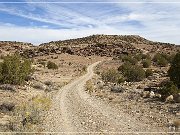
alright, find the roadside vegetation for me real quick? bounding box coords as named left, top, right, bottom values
left=0, top=54, right=33, bottom=85
left=98, top=51, right=179, bottom=102
left=12, top=95, right=51, bottom=131
left=159, top=52, right=180, bottom=98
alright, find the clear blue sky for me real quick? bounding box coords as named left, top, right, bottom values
left=0, top=0, right=180, bottom=45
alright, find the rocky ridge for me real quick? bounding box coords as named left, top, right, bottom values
left=20, top=35, right=180, bottom=58
left=0, top=41, right=34, bottom=56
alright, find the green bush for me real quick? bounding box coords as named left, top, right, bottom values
left=121, top=55, right=138, bottom=65
left=153, top=53, right=168, bottom=67
left=118, top=62, right=146, bottom=82
left=101, top=69, right=123, bottom=83
left=142, top=59, right=151, bottom=68
left=168, top=52, right=180, bottom=88
left=118, top=62, right=132, bottom=73
left=159, top=81, right=180, bottom=98
left=134, top=54, right=142, bottom=61
left=47, top=61, right=58, bottom=69
left=145, top=69, right=153, bottom=77
left=0, top=54, right=32, bottom=85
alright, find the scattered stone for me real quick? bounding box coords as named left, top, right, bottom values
left=155, top=93, right=162, bottom=98
left=44, top=80, right=54, bottom=86
left=32, top=82, right=46, bottom=90
left=0, top=84, right=16, bottom=91
left=149, top=91, right=155, bottom=98
left=142, top=91, right=150, bottom=98
left=0, top=102, right=15, bottom=112
left=165, top=95, right=174, bottom=103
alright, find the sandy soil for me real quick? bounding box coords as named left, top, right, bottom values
left=42, top=62, right=175, bottom=134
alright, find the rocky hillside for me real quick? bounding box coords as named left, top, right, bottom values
left=0, top=41, right=34, bottom=56
left=2, top=35, right=180, bottom=58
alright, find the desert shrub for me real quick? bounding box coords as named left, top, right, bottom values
left=118, top=62, right=146, bottom=82
left=85, top=80, right=94, bottom=93
left=159, top=81, right=180, bottom=98
left=168, top=53, right=176, bottom=63
left=142, top=59, right=151, bottom=68
left=168, top=52, right=180, bottom=88
left=122, top=55, right=138, bottom=65
left=101, top=69, right=123, bottom=83
left=145, top=69, right=153, bottom=77
left=153, top=53, right=168, bottom=67
left=12, top=96, right=51, bottom=131
left=47, top=61, right=58, bottom=69
left=118, top=62, right=132, bottom=77
left=0, top=54, right=32, bottom=85
left=161, top=53, right=175, bottom=63
left=134, top=54, right=142, bottom=61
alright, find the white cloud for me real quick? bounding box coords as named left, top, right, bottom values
left=0, top=0, right=180, bottom=44
left=0, top=23, right=179, bottom=45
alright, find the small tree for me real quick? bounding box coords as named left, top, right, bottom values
left=168, top=52, right=180, bottom=88
left=0, top=54, right=32, bottom=85
left=101, top=69, right=123, bottom=83
left=119, top=63, right=146, bottom=82
left=153, top=53, right=168, bottom=67
left=121, top=55, right=138, bottom=65
left=159, top=81, right=180, bottom=98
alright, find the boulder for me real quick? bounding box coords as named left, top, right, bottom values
left=111, top=85, right=125, bottom=93
left=0, top=84, right=16, bottom=91
left=32, top=82, right=46, bottom=90
left=155, top=93, right=162, bottom=98
left=149, top=91, right=155, bottom=98
left=44, top=80, right=54, bottom=86
left=165, top=95, right=174, bottom=103
left=0, top=102, right=15, bottom=112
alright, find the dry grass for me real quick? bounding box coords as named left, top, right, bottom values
left=11, top=95, right=51, bottom=132
left=85, top=80, right=94, bottom=93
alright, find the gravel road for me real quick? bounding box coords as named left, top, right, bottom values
left=43, top=61, right=168, bottom=134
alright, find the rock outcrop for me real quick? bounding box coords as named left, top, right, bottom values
left=1, top=35, right=179, bottom=58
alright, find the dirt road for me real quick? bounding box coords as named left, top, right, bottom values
left=44, top=61, right=167, bottom=134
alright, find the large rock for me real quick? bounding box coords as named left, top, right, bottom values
left=165, top=95, right=174, bottom=103
left=0, top=102, right=15, bottom=112
left=32, top=82, right=46, bottom=90
left=111, top=85, right=125, bottom=93
left=0, top=84, right=16, bottom=91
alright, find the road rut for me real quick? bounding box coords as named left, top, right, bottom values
left=44, top=61, right=165, bottom=134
